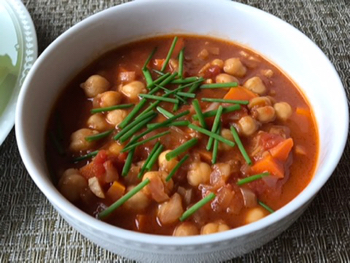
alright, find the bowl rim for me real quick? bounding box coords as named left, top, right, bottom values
left=15, top=0, right=349, bottom=246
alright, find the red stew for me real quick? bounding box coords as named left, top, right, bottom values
left=46, top=35, right=318, bottom=236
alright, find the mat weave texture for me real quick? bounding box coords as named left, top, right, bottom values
left=1, top=0, right=350, bottom=262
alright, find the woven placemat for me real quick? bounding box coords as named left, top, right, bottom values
left=1, top=0, right=349, bottom=262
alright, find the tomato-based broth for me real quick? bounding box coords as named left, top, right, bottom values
left=46, top=35, right=318, bottom=236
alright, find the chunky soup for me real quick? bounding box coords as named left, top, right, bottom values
left=46, top=35, right=318, bottom=236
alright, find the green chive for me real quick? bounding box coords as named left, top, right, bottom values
left=147, top=120, right=190, bottom=129
left=230, top=126, right=252, bottom=165
left=188, top=124, right=235, bottom=148
left=149, top=72, right=177, bottom=91
left=120, top=113, right=157, bottom=143
left=137, top=142, right=161, bottom=178
left=121, top=131, right=170, bottom=152
left=143, top=47, right=157, bottom=70
left=178, top=48, right=184, bottom=79
left=166, top=154, right=189, bottom=182
left=165, top=138, right=198, bottom=161
left=201, top=98, right=249, bottom=105
left=91, top=104, right=134, bottom=114
left=157, top=106, right=174, bottom=118
left=186, top=78, right=205, bottom=90
left=98, top=178, right=150, bottom=219
left=152, top=69, right=165, bottom=76
left=237, top=172, right=270, bottom=186
left=212, top=125, right=221, bottom=164
left=200, top=82, right=238, bottom=89
left=145, top=144, right=164, bottom=171
left=206, top=106, right=223, bottom=151
left=177, top=92, right=196, bottom=98
left=161, top=36, right=178, bottom=71
left=85, top=129, right=114, bottom=142
left=179, top=192, right=216, bottom=221
left=192, top=99, right=207, bottom=129
left=118, top=99, right=147, bottom=129
left=73, top=150, right=98, bottom=162
left=192, top=105, right=241, bottom=120
left=147, top=72, right=171, bottom=90
left=122, top=148, right=135, bottom=176
left=49, top=131, right=65, bottom=155
left=142, top=68, right=153, bottom=86
left=171, top=77, right=199, bottom=84
left=139, top=94, right=179, bottom=104
left=258, top=200, right=274, bottom=213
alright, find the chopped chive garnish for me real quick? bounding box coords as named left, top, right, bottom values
left=49, top=131, right=65, bottom=155
left=147, top=72, right=171, bottom=90
left=114, top=111, right=155, bottom=141
left=179, top=192, right=216, bottom=221
left=192, top=99, right=207, bottom=129
left=121, top=148, right=135, bottom=176
left=73, top=150, right=99, bottom=162
left=206, top=106, right=223, bottom=151
left=85, top=129, right=114, bottom=142
left=118, top=99, right=147, bottom=129
left=201, top=98, right=249, bottom=105
left=139, top=94, right=179, bottom=104
left=91, top=104, right=134, bottom=114
left=237, top=172, right=270, bottom=186
left=185, top=78, right=205, bottom=90
left=192, top=104, right=241, bottom=120
left=166, top=154, right=189, bottom=182
left=157, top=106, right=174, bottom=118
left=258, top=200, right=274, bottom=213
left=171, top=77, right=199, bottom=84
left=212, top=125, right=221, bottom=164
left=142, top=68, right=153, bottom=86
left=145, top=144, right=164, bottom=171
left=188, top=124, right=235, bottom=148
left=152, top=69, right=165, bottom=76
left=98, top=178, right=150, bottom=219
left=161, top=36, right=178, bottom=72
left=177, top=92, right=196, bottom=98
left=120, top=113, right=157, bottom=143
left=165, top=138, right=198, bottom=161
left=137, top=142, right=161, bottom=178
left=200, top=82, right=238, bottom=89
left=121, top=131, right=170, bottom=152
left=143, top=47, right=157, bottom=70
left=178, top=48, right=184, bottom=78
left=170, top=120, right=190, bottom=127
left=230, top=126, right=252, bottom=165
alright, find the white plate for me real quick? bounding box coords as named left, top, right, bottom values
left=0, top=0, right=37, bottom=145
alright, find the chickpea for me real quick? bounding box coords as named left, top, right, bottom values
left=123, top=185, right=150, bottom=211
left=157, top=193, right=184, bottom=225
left=248, top=96, right=272, bottom=110
left=218, top=128, right=234, bottom=151
left=200, top=222, right=230, bottom=235
left=223, top=58, right=246, bottom=77
left=238, top=116, right=258, bottom=136
left=87, top=113, right=110, bottom=131
left=80, top=75, right=110, bottom=97
left=69, top=128, right=98, bottom=152
left=173, top=222, right=199, bottom=236
left=274, top=102, right=293, bottom=121
left=106, top=109, right=127, bottom=127
left=211, top=59, right=224, bottom=68
left=255, top=106, right=276, bottom=123
left=187, top=162, right=211, bottom=187
left=58, top=169, right=87, bottom=202
left=158, top=150, right=178, bottom=173
left=243, top=76, right=266, bottom=95
left=98, top=91, right=122, bottom=108
left=142, top=171, right=173, bottom=202
left=245, top=207, right=267, bottom=224
left=215, top=73, right=238, bottom=84
left=120, top=81, right=146, bottom=100
left=109, top=142, right=124, bottom=155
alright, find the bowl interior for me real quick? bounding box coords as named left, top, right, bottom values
left=16, top=0, right=348, bottom=246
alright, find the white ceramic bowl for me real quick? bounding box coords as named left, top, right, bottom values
left=15, top=0, right=348, bottom=262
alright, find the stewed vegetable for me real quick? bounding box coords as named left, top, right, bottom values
left=46, top=35, right=318, bottom=236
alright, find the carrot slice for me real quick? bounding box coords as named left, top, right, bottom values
left=79, top=162, right=95, bottom=180
left=106, top=181, right=126, bottom=202
left=269, top=138, right=294, bottom=161
left=251, top=154, right=284, bottom=178
left=295, top=107, right=310, bottom=117
left=223, top=87, right=258, bottom=101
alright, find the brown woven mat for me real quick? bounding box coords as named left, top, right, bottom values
left=1, top=0, right=349, bottom=262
